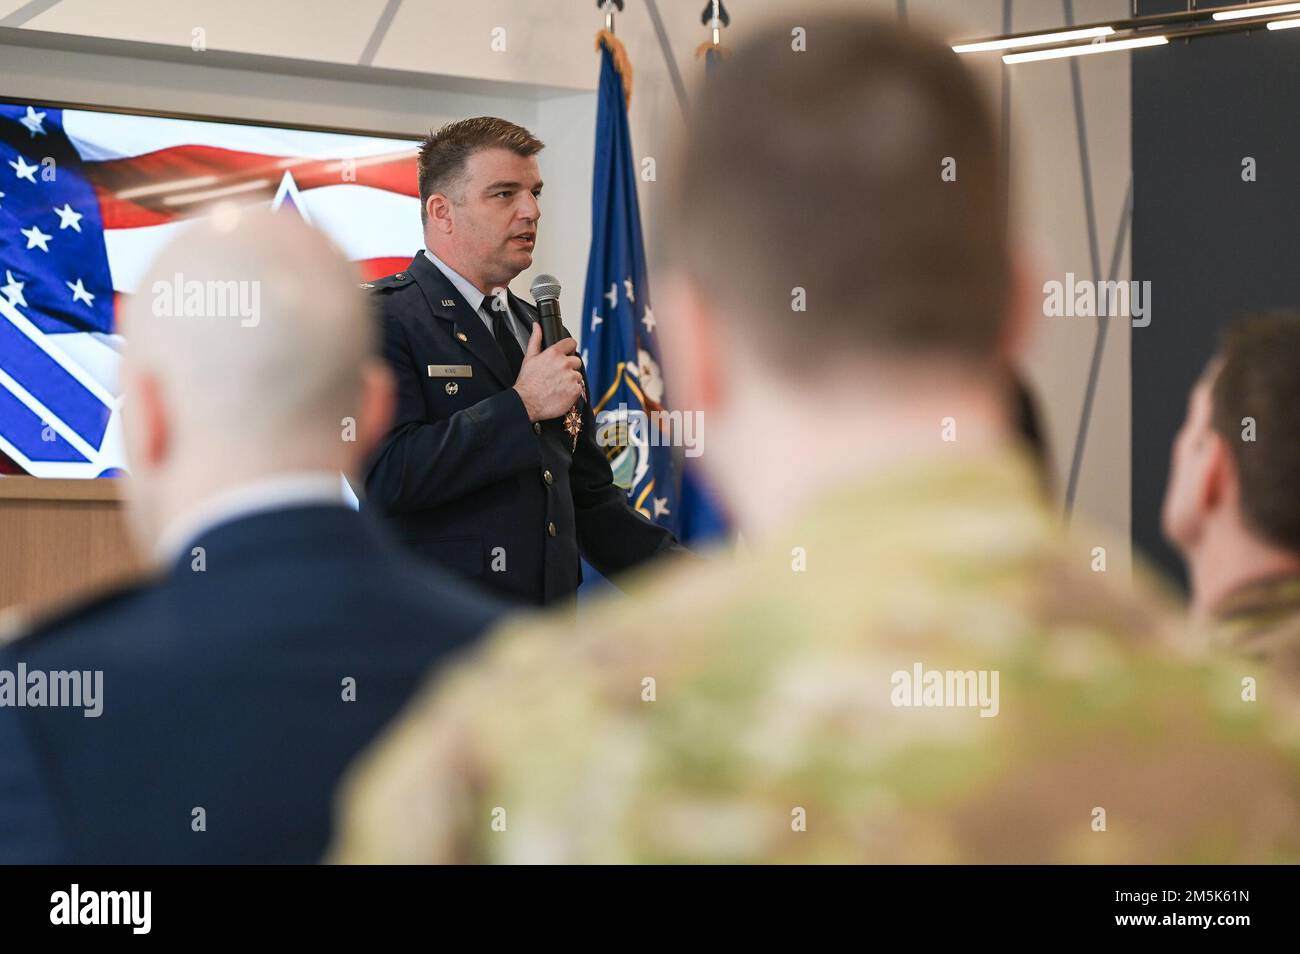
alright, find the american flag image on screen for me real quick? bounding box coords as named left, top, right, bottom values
left=0, top=100, right=421, bottom=478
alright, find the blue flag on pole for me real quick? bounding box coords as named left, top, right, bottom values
left=580, top=39, right=681, bottom=538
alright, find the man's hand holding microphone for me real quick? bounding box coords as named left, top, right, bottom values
left=513, top=322, right=587, bottom=423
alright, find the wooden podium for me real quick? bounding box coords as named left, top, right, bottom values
left=0, top=477, right=142, bottom=619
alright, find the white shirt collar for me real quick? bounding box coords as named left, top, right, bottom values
left=424, top=248, right=491, bottom=314
left=154, top=471, right=350, bottom=567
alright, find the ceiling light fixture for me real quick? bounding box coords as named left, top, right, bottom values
left=955, top=2, right=1300, bottom=64
left=952, top=26, right=1114, bottom=53
left=1002, top=35, right=1168, bottom=64
left=1213, top=2, right=1300, bottom=21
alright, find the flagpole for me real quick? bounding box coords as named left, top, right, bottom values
left=595, top=0, right=633, bottom=107
left=598, top=0, right=623, bottom=35
left=696, top=1, right=731, bottom=72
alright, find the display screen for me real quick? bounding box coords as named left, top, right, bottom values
left=0, top=99, right=420, bottom=478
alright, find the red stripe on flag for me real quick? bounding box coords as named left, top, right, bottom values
left=86, top=145, right=419, bottom=229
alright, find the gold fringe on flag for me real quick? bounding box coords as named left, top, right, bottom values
left=694, top=40, right=731, bottom=61
left=596, top=29, right=633, bottom=108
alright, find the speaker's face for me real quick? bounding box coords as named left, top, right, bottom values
left=453, top=148, right=542, bottom=286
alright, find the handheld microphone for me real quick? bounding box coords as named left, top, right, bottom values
left=530, top=273, right=585, bottom=450
left=529, top=273, right=566, bottom=349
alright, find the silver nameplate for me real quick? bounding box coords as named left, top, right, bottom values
left=428, top=364, right=473, bottom=378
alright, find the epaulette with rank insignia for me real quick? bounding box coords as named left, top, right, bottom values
left=361, top=270, right=415, bottom=292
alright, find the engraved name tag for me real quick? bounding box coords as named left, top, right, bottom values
left=428, top=364, right=473, bottom=378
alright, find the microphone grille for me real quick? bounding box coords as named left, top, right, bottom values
left=530, top=273, right=561, bottom=302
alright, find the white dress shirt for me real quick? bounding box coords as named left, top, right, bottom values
left=154, top=471, right=351, bottom=567
left=423, top=249, right=530, bottom=350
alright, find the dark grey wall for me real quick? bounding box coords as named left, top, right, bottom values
left=1132, top=12, right=1300, bottom=586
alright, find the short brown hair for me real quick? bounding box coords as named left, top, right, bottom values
left=1210, top=312, right=1300, bottom=554
left=667, top=15, right=1010, bottom=370
left=417, top=117, right=544, bottom=223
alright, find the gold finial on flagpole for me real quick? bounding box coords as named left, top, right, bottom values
left=695, top=0, right=731, bottom=63
left=595, top=0, right=632, bottom=107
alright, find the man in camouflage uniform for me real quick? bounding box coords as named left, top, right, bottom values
left=1164, top=313, right=1300, bottom=691
left=329, top=15, right=1300, bottom=864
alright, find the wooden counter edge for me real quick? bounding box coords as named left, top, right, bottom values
left=0, top=477, right=124, bottom=502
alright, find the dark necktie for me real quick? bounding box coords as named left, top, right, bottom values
left=489, top=306, right=524, bottom=382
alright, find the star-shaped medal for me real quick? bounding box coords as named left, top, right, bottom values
left=564, top=406, right=583, bottom=452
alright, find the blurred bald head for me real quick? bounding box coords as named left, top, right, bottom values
left=119, top=206, right=393, bottom=557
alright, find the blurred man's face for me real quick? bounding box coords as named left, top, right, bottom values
left=438, top=147, right=541, bottom=288
left=1162, top=367, right=1220, bottom=552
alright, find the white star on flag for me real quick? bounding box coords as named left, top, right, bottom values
left=590, top=308, right=603, bottom=330
left=10, top=154, right=39, bottom=183
left=604, top=282, right=617, bottom=308
left=653, top=497, right=670, bottom=518
left=0, top=190, right=5, bottom=208
left=2, top=270, right=26, bottom=308
left=54, top=203, right=83, bottom=232
left=19, top=106, right=47, bottom=138
left=624, top=277, right=635, bottom=303
left=642, top=306, right=656, bottom=333
left=21, top=224, right=52, bottom=252
left=66, top=278, right=95, bottom=306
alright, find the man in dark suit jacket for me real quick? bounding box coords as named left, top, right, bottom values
left=0, top=209, right=504, bottom=864
left=364, top=117, right=682, bottom=607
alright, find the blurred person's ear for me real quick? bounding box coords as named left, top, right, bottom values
left=131, top=369, right=171, bottom=471
left=1200, top=427, right=1236, bottom=520
left=658, top=270, right=724, bottom=418
left=351, top=358, right=396, bottom=475
left=1162, top=373, right=1219, bottom=551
